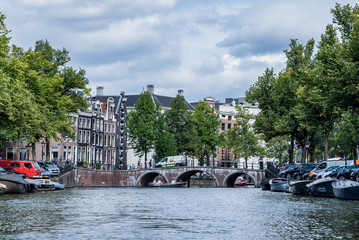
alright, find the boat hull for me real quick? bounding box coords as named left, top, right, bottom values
left=332, top=179, right=359, bottom=200
left=260, top=178, right=271, bottom=191
left=0, top=180, right=26, bottom=194
left=306, top=178, right=336, bottom=197
left=148, top=182, right=186, bottom=188
left=0, top=173, right=28, bottom=194
left=289, top=180, right=312, bottom=195
left=269, top=178, right=289, bottom=192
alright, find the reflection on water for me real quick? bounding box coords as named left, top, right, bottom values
left=1, top=188, right=359, bottom=239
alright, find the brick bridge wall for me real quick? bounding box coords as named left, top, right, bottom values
left=58, top=167, right=265, bottom=188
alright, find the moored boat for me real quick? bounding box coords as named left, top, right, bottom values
left=0, top=167, right=28, bottom=194
left=148, top=182, right=186, bottom=188
left=260, top=178, right=271, bottom=191
left=306, top=178, right=336, bottom=197
left=289, top=180, right=312, bottom=195
left=269, top=178, right=289, bottom=192
left=332, top=179, right=359, bottom=200
left=37, top=179, right=56, bottom=191
left=0, top=183, right=6, bottom=195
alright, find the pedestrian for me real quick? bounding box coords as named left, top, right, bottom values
left=137, top=160, right=140, bottom=169
left=149, top=159, right=152, bottom=168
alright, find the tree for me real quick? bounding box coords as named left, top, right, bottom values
left=127, top=91, right=157, bottom=167
left=265, top=136, right=290, bottom=164
left=226, top=106, right=262, bottom=168
left=166, top=95, right=198, bottom=157
left=153, top=105, right=177, bottom=162
left=192, top=101, right=220, bottom=166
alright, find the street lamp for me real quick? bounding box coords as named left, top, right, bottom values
left=41, top=141, right=45, bottom=161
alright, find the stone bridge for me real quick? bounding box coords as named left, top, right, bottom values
left=58, top=167, right=266, bottom=188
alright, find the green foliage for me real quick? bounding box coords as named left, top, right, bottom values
left=127, top=91, right=157, bottom=161
left=225, top=106, right=263, bottom=168
left=192, top=101, right=220, bottom=165
left=96, top=161, right=102, bottom=170
left=154, top=105, right=177, bottom=162
left=166, top=95, right=198, bottom=156
left=0, top=14, right=90, bottom=159
left=265, top=136, right=290, bottom=164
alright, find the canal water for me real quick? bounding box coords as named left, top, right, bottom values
left=1, top=187, right=359, bottom=240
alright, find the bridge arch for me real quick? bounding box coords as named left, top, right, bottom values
left=223, top=171, right=257, bottom=187
left=177, top=169, right=219, bottom=187
left=137, top=171, right=168, bottom=187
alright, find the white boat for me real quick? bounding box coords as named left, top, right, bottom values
left=332, top=179, right=359, bottom=200
left=269, top=178, right=289, bottom=192
left=0, top=183, right=6, bottom=195
left=0, top=167, right=28, bottom=194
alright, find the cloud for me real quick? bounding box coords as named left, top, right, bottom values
left=1, top=0, right=354, bottom=103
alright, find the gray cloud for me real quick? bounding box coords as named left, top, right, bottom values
left=1, top=0, right=353, bottom=102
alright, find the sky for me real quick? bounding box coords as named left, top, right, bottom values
left=1, top=0, right=357, bottom=102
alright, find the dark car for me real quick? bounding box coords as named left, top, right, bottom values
left=350, top=167, right=359, bottom=181
left=293, top=164, right=317, bottom=180
left=279, top=164, right=316, bottom=179
left=336, top=165, right=359, bottom=180
left=278, top=163, right=296, bottom=173
left=327, top=166, right=347, bottom=178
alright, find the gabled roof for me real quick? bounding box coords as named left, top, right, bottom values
left=91, top=93, right=194, bottom=111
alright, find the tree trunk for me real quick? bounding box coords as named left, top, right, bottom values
left=46, top=137, right=50, bottom=161
left=289, top=135, right=295, bottom=163
left=301, top=145, right=306, bottom=164
left=32, top=143, right=36, bottom=161
left=324, top=133, right=329, bottom=161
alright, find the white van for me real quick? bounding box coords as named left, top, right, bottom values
left=155, top=156, right=186, bottom=168
left=309, top=158, right=353, bottom=179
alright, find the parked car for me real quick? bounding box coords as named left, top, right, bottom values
left=336, top=165, right=359, bottom=180
left=40, top=167, right=51, bottom=179
left=279, top=164, right=315, bottom=179
left=0, top=160, right=42, bottom=178
left=315, top=166, right=340, bottom=179
left=278, top=164, right=299, bottom=178
left=278, top=163, right=296, bottom=173
left=37, top=161, right=60, bottom=177
left=293, top=164, right=317, bottom=180
left=327, top=166, right=348, bottom=178
left=350, top=168, right=359, bottom=181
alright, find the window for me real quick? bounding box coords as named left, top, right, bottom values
left=228, top=123, right=231, bottom=129
left=105, top=123, right=108, bottom=132
left=20, top=148, right=26, bottom=160
left=87, top=119, right=91, bottom=128
left=52, top=147, right=58, bottom=161
left=6, top=148, right=13, bottom=159
left=82, top=130, right=86, bottom=143
left=222, top=123, right=225, bottom=130
left=10, top=162, right=20, bottom=168
left=63, top=146, right=67, bottom=161
left=228, top=115, right=232, bottom=121
left=79, top=118, right=83, bottom=128
left=87, top=131, right=90, bottom=143
left=78, top=131, right=82, bottom=143
left=112, top=125, right=115, bottom=133
left=24, top=163, right=32, bottom=169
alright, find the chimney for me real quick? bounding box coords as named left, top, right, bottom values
left=96, top=86, right=104, bottom=96
left=178, top=89, right=184, bottom=96
left=147, top=85, right=154, bottom=94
